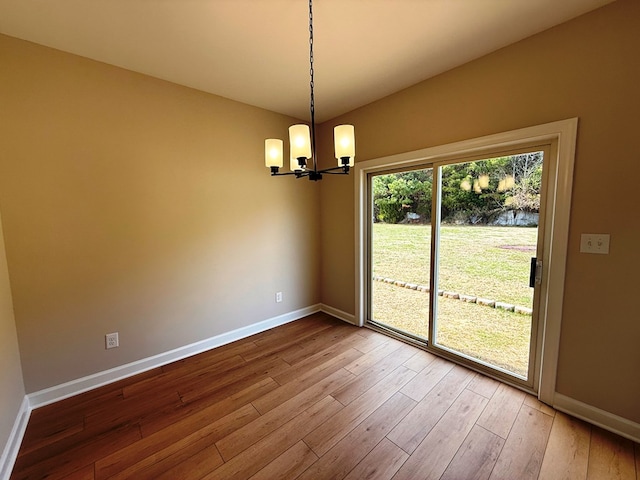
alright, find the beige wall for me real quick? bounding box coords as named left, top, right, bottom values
left=0, top=210, right=25, bottom=456
left=0, top=34, right=320, bottom=393
left=319, top=0, right=640, bottom=423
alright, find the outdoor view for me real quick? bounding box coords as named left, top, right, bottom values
left=371, top=152, right=543, bottom=378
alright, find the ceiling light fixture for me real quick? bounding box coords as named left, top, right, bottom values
left=265, top=0, right=355, bottom=181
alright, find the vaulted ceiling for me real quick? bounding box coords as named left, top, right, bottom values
left=0, top=0, right=614, bottom=122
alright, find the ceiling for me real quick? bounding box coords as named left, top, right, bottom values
left=0, top=0, right=614, bottom=122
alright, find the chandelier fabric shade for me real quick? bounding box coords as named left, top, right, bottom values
left=264, top=0, right=355, bottom=181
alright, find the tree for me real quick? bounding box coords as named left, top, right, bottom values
left=372, top=151, right=543, bottom=224
left=505, top=152, right=543, bottom=212
left=372, top=170, right=432, bottom=223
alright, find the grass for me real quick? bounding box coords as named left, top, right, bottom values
left=371, top=224, right=537, bottom=377
left=372, top=224, right=537, bottom=306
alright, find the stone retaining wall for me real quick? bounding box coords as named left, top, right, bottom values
left=372, top=276, right=533, bottom=316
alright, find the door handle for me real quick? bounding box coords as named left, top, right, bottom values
left=530, top=257, right=542, bottom=287
left=529, top=258, right=536, bottom=288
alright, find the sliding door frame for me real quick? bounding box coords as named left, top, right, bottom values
left=354, top=119, right=578, bottom=403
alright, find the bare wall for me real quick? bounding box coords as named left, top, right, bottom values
left=0, top=34, right=320, bottom=393
left=0, top=210, right=25, bottom=459
left=318, top=0, right=640, bottom=423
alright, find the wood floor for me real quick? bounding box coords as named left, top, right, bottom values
left=11, top=313, right=639, bottom=480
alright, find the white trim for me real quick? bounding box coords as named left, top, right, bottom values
left=28, top=305, right=321, bottom=408
left=354, top=119, right=578, bottom=404
left=536, top=120, right=578, bottom=404
left=354, top=173, right=365, bottom=327
left=320, top=304, right=356, bottom=325
left=554, top=393, right=640, bottom=443
left=0, top=396, right=30, bottom=480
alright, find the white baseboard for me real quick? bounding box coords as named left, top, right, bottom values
left=28, top=304, right=322, bottom=409
left=320, top=304, right=356, bottom=325
left=0, top=396, right=31, bottom=480
left=554, top=393, right=640, bottom=443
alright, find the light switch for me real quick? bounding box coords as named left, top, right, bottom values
left=580, top=234, right=610, bottom=254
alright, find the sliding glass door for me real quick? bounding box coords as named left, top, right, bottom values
left=369, top=150, right=546, bottom=385
left=370, top=167, right=433, bottom=341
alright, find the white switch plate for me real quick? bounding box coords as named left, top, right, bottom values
left=275, top=292, right=283, bottom=303
left=580, top=234, right=610, bottom=254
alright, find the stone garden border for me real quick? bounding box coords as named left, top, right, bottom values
left=372, top=276, right=533, bottom=316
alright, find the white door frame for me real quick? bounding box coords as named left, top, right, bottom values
left=354, top=118, right=578, bottom=404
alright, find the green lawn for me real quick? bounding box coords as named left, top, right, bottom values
left=371, top=224, right=537, bottom=377
left=372, top=224, right=537, bottom=306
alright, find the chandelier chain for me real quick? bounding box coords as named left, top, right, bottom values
left=265, top=0, right=353, bottom=181
left=309, top=0, right=317, bottom=170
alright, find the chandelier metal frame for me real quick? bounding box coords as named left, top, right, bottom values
left=265, top=0, right=355, bottom=181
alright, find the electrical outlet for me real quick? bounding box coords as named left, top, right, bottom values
left=580, top=233, right=610, bottom=254
left=105, top=332, right=119, bottom=349
left=275, top=292, right=283, bottom=303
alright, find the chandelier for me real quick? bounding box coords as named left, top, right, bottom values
left=265, top=0, right=355, bottom=181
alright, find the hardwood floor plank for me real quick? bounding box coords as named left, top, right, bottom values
left=202, top=396, right=343, bottom=480
left=95, top=403, right=258, bottom=479
left=489, top=404, right=553, bottom=480
left=11, top=423, right=141, bottom=480
left=440, top=425, right=505, bottom=480
left=586, top=427, right=636, bottom=480
left=84, top=391, right=183, bottom=432
left=392, top=388, right=489, bottom=480
left=24, top=388, right=123, bottom=440
left=387, top=364, right=474, bottom=454
left=254, top=315, right=330, bottom=342
left=17, top=415, right=84, bottom=458
left=216, top=368, right=355, bottom=461
left=28, top=367, right=161, bottom=424
left=303, top=365, right=417, bottom=457
left=402, top=350, right=438, bottom=372
left=244, top=316, right=339, bottom=361
left=342, top=337, right=407, bottom=376
left=62, top=465, right=95, bottom=480
left=476, top=382, right=526, bottom=439
left=278, top=324, right=362, bottom=365
left=16, top=417, right=138, bottom=468
left=177, top=371, right=281, bottom=412
left=297, top=392, right=415, bottom=480
left=272, top=333, right=369, bottom=385
left=342, top=438, right=408, bottom=480
left=122, top=354, right=247, bottom=399
left=399, top=356, right=454, bottom=402
left=537, top=412, right=590, bottom=480
left=139, top=376, right=278, bottom=437
left=252, top=349, right=361, bottom=414
left=249, top=314, right=336, bottom=347
left=247, top=441, right=318, bottom=480
left=245, top=325, right=348, bottom=366
left=177, top=355, right=290, bottom=404
left=523, top=394, right=557, bottom=417
left=635, top=443, right=640, bottom=480
left=351, top=330, right=389, bottom=353
left=152, top=445, right=223, bottom=480
left=332, top=342, right=417, bottom=406
left=105, top=429, right=221, bottom=480
left=467, top=373, right=500, bottom=399
left=160, top=341, right=257, bottom=375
